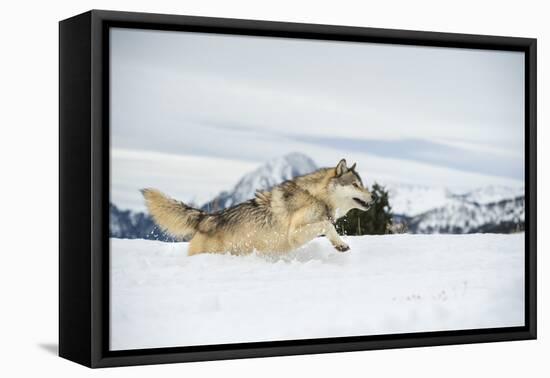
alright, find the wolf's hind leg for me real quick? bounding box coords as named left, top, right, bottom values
left=188, top=233, right=226, bottom=255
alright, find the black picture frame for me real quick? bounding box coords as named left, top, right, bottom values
left=59, top=9, right=537, bottom=368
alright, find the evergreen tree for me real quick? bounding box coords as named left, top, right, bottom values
left=335, top=183, right=393, bottom=235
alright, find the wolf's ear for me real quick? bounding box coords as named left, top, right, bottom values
left=335, top=159, right=348, bottom=176
left=350, top=162, right=357, bottom=171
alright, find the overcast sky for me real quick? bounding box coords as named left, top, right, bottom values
left=110, top=27, right=525, bottom=184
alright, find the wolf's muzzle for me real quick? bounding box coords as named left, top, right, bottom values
left=353, top=197, right=372, bottom=209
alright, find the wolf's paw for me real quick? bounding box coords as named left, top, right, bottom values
left=334, top=243, right=350, bottom=252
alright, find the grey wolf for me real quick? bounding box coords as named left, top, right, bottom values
left=142, top=159, right=373, bottom=256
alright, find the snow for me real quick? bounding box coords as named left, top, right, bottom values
left=110, top=233, right=524, bottom=351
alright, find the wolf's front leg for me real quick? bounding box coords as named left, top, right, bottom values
left=322, top=221, right=350, bottom=252
left=288, top=220, right=349, bottom=252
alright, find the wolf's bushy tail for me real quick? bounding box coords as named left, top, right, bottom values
left=141, top=188, right=205, bottom=239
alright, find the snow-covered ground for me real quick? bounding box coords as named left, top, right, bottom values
left=110, top=233, right=525, bottom=351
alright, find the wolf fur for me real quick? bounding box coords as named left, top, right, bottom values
left=142, top=159, right=373, bottom=256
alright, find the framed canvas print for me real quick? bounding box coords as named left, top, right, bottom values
left=59, top=10, right=537, bottom=368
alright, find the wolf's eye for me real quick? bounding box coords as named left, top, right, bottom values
left=353, top=183, right=360, bottom=189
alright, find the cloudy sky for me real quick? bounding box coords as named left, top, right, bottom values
left=110, top=27, right=525, bottom=209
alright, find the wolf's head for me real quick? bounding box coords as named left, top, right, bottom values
left=327, top=159, right=374, bottom=218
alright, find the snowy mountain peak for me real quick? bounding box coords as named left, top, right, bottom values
left=451, top=185, right=525, bottom=205
left=202, top=153, right=317, bottom=212
left=237, top=153, right=317, bottom=189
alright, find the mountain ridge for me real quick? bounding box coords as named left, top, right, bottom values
left=109, top=152, right=525, bottom=239
left=201, top=152, right=317, bottom=212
